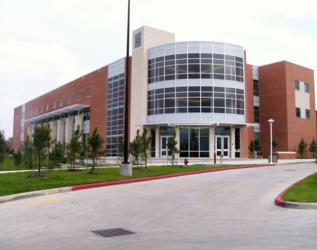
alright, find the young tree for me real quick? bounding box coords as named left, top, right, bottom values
left=298, top=138, right=307, bottom=158
left=32, top=124, right=51, bottom=175
left=139, top=128, right=152, bottom=169
left=88, top=127, right=105, bottom=174
left=50, top=141, right=65, bottom=167
left=309, top=138, right=317, bottom=159
left=167, top=132, right=178, bottom=167
left=0, top=130, right=5, bottom=167
left=5, top=137, right=13, bottom=154
left=66, top=126, right=83, bottom=170
left=13, top=150, right=22, bottom=166
left=249, top=140, right=255, bottom=155
left=130, top=130, right=141, bottom=166
left=22, top=136, right=34, bottom=169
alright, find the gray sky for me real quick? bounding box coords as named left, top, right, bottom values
left=1, top=0, right=317, bottom=138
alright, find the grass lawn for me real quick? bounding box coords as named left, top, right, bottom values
left=0, top=155, right=29, bottom=171
left=0, top=165, right=235, bottom=197
left=283, top=172, right=317, bottom=203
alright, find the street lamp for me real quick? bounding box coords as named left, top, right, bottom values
left=268, top=118, right=275, bottom=164
left=120, top=0, right=132, bottom=176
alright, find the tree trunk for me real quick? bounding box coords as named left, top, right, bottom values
left=38, top=153, right=41, bottom=175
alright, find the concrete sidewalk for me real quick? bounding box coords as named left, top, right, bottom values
left=1, top=158, right=315, bottom=174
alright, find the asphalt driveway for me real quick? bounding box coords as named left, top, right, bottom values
left=0, top=163, right=316, bottom=249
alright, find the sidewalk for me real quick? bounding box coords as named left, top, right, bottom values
left=1, top=158, right=315, bottom=174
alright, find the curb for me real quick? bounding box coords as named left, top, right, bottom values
left=0, top=187, right=72, bottom=204
left=275, top=177, right=317, bottom=210
left=71, top=164, right=271, bottom=191
left=0, top=164, right=271, bottom=204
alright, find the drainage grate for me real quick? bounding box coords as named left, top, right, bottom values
left=92, top=228, right=135, bottom=238
left=285, top=169, right=296, bottom=172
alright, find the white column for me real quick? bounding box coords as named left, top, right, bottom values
left=175, top=126, right=180, bottom=158
left=231, top=127, right=236, bottom=159
left=74, top=113, right=83, bottom=131
left=65, top=116, right=73, bottom=144
left=209, top=127, right=215, bottom=159
left=49, top=120, right=57, bottom=141
left=27, top=125, right=31, bottom=137
left=56, top=118, right=65, bottom=143
left=155, top=126, right=160, bottom=158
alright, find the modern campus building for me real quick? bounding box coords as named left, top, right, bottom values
left=12, top=26, right=316, bottom=160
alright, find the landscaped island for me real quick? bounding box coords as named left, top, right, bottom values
left=283, top=172, right=317, bottom=203
left=0, top=165, right=257, bottom=197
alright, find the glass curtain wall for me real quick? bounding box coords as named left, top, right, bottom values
left=180, top=127, right=209, bottom=157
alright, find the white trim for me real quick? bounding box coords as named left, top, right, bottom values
left=25, top=104, right=90, bottom=123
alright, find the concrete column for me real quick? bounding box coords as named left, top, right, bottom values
left=31, top=124, right=35, bottom=137
left=27, top=125, right=31, bottom=137
left=65, top=116, right=73, bottom=144
left=175, top=126, right=180, bottom=158
left=209, top=127, right=215, bottom=159
left=155, top=126, right=160, bottom=158
left=49, top=120, right=57, bottom=141
left=56, top=118, right=65, bottom=143
left=74, top=113, right=83, bottom=131
left=231, top=127, right=236, bottom=158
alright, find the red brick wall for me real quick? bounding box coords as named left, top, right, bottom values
left=285, top=62, right=316, bottom=152
left=259, top=61, right=315, bottom=157
left=13, top=66, right=108, bottom=151
left=240, top=63, right=254, bottom=158
left=12, top=106, right=22, bottom=151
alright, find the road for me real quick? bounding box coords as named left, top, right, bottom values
left=0, top=163, right=317, bottom=249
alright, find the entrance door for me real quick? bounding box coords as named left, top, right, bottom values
left=215, top=136, right=230, bottom=158
left=160, top=136, right=171, bottom=157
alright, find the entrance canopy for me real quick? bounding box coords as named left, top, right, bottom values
left=144, top=122, right=254, bottom=128
left=25, top=104, right=90, bottom=124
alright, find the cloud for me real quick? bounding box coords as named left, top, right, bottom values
left=0, top=0, right=317, bottom=138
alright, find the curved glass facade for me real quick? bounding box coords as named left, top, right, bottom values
left=146, top=42, right=245, bottom=125
left=148, top=53, right=244, bottom=84
left=147, top=86, right=244, bottom=115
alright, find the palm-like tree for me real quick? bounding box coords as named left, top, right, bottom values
left=32, top=124, right=51, bottom=175
left=88, top=128, right=105, bottom=174
left=140, top=128, right=151, bottom=169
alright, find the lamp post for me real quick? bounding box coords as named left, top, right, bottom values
left=120, top=0, right=132, bottom=176
left=268, top=118, right=275, bottom=164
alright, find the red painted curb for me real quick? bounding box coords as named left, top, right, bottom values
left=72, top=164, right=271, bottom=191
left=274, top=177, right=307, bottom=208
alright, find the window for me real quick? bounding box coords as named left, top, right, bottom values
left=254, top=106, right=260, bottom=123
left=148, top=53, right=244, bottom=84
left=134, top=32, right=142, bottom=48
left=147, top=86, right=244, bottom=115
left=67, top=95, right=72, bottom=104
left=304, top=83, right=310, bottom=93
left=295, top=80, right=300, bottom=90
left=180, top=127, right=209, bottom=158
left=86, top=87, right=92, bottom=97
left=75, top=91, right=80, bottom=101
left=296, top=107, right=301, bottom=118
left=253, top=80, right=259, bottom=96
left=306, top=109, right=311, bottom=119
left=106, top=73, right=125, bottom=156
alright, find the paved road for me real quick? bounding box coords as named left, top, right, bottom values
left=0, top=163, right=317, bottom=250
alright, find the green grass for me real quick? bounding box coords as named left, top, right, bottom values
left=283, top=172, right=317, bottom=203
left=0, top=155, right=28, bottom=171
left=0, top=165, right=232, bottom=197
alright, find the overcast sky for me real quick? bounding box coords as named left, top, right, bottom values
left=1, top=0, right=317, bottom=138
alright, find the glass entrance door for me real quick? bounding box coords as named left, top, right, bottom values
left=160, top=136, right=171, bottom=157
left=215, top=136, right=230, bottom=158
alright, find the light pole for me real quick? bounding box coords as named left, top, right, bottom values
left=268, top=118, right=275, bottom=164
left=120, top=0, right=132, bottom=176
